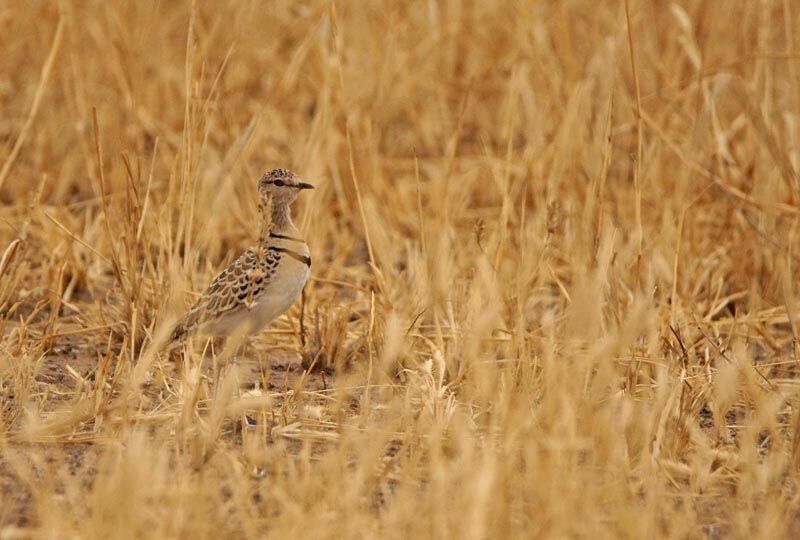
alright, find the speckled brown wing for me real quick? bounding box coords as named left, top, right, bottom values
left=171, top=244, right=283, bottom=340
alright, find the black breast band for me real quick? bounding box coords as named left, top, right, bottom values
left=267, top=246, right=311, bottom=267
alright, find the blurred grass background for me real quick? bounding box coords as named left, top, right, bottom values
left=2, top=0, right=800, bottom=538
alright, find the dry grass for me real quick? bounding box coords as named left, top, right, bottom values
left=2, top=1, right=800, bottom=538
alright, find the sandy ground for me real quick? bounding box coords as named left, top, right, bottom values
left=0, top=345, right=331, bottom=528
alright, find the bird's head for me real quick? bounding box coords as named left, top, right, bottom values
left=258, top=168, right=314, bottom=206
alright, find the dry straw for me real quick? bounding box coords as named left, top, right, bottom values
left=1, top=1, right=800, bottom=538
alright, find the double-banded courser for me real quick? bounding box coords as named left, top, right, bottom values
left=172, top=168, right=313, bottom=342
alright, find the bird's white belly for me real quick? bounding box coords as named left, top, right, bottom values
left=252, top=261, right=310, bottom=328
left=207, top=259, right=310, bottom=336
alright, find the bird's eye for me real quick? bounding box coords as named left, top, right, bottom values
left=273, top=180, right=285, bottom=187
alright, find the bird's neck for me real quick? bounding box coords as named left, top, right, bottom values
left=271, top=203, right=293, bottom=232
left=258, top=201, right=295, bottom=242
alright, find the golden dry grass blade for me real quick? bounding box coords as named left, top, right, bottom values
left=0, top=20, right=64, bottom=192
left=2, top=2, right=800, bottom=538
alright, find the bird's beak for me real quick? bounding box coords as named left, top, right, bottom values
left=297, top=182, right=315, bottom=190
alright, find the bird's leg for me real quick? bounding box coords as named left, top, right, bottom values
left=233, top=362, right=254, bottom=431
left=229, top=340, right=257, bottom=431
left=217, top=328, right=255, bottom=430
left=299, top=287, right=307, bottom=348
left=205, top=337, right=223, bottom=400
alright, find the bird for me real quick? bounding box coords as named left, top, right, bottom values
left=171, top=168, right=314, bottom=343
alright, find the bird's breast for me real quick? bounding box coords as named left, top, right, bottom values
left=250, top=243, right=310, bottom=330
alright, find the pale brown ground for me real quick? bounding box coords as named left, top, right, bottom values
left=3, top=1, right=800, bottom=539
